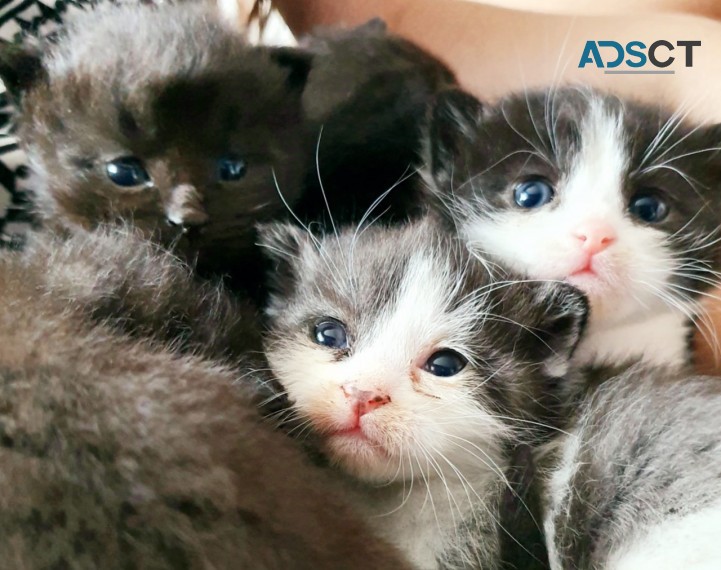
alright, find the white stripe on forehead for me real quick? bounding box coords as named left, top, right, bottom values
left=356, top=247, right=477, bottom=366
left=562, top=96, right=628, bottom=218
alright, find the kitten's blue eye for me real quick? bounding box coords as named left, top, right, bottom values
left=513, top=179, right=554, bottom=209
left=217, top=155, right=247, bottom=182
left=628, top=193, right=669, bottom=223
left=424, top=350, right=467, bottom=377
left=105, top=156, right=150, bottom=187
left=313, top=319, right=348, bottom=350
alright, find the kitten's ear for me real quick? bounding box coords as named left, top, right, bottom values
left=0, top=41, right=45, bottom=101
left=256, top=222, right=310, bottom=301
left=354, top=17, right=387, bottom=35
left=269, top=47, right=313, bottom=92
left=521, top=283, right=589, bottom=376
left=426, top=89, right=484, bottom=184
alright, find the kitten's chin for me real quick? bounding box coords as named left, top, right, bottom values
left=325, top=433, right=399, bottom=483
left=565, top=263, right=629, bottom=312
left=567, top=278, right=624, bottom=322
left=566, top=272, right=612, bottom=297
left=568, top=273, right=665, bottom=327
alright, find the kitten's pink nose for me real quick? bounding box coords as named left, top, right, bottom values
left=572, top=221, right=616, bottom=255
left=341, top=385, right=391, bottom=416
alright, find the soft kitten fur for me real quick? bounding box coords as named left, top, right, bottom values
left=287, top=18, right=456, bottom=224
left=0, top=2, right=309, bottom=296
left=541, top=363, right=721, bottom=570
left=423, top=87, right=721, bottom=370
left=259, top=218, right=588, bottom=569
left=0, top=227, right=409, bottom=569
left=26, top=224, right=264, bottom=363
left=0, top=5, right=454, bottom=296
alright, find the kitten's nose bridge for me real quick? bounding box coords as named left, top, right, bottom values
left=166, top=183, right=209, bottom=228
left=341, top=384, right=391, bottom=416
left=572, top=220, right=616, bottom=255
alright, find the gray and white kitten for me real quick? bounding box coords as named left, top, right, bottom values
left=423, top=87, right=721, bottom=370
left=259, top=218, right=588, bottom=569
left=542, top=364, right=721, bottom=570
left=0, top=228, right=409, bottom=569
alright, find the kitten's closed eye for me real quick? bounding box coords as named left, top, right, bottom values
left=216, top=154, right=247, bottom=182
left=106, top=156, right=151, bottom=187
left=628, top=191, right=669, bottom=223
left=313, top=318, right=349, bottom=350
left=513, top=178, right=554, bottom=209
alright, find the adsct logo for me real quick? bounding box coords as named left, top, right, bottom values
left=579, top=41, right=701, bottom=74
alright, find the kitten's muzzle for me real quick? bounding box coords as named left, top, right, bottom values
left=165, top=184, right=209, bottom=231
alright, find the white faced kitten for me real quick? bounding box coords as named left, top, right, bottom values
left=259, top=218, right=587, bottom=569
left=423, top=87, right=721, bottom=369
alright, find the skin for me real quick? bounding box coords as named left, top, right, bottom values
left=271, top=0, right=721, bottom=374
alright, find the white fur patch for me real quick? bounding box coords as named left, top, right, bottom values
left=368, top=475, right=500, bottom=570
left=608, top=499, right=721, bottom=570
left=573, top=310, right=690, bottom=369
left=543, top=431, right=582, bottom=570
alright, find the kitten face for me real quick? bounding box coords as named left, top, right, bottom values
left=1, top=4, right=309, bottom=266
left=424, top=88, right=721, bottom=326
left=260, top=220, right=587, bottom=484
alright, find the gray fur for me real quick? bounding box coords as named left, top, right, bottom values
left=0, top=228, right=409, bottom=569
left=542, top=365, right=721, bottom=569
left=24, top=225, right=263, bottom=362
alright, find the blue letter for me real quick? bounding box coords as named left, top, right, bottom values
left=599, top=41, right=624, bottom=68
left=579, top=41, right=603, bottom=68
left=625, top=41, right=647, bottom=68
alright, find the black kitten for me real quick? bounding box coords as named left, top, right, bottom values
left=287, top=19, right=457, bottom=224
left=0, top=2, right=310, bottom=297
left=0, top=7, right=455, bottom=299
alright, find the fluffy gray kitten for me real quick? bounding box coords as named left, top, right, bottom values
left=0, top=228, right=409, bottom=569
left=259, top=217, right=588, bottom=569
left=542, top=364, right=721, bottom=570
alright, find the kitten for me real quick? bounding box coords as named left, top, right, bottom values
left=541, top=363, right=721, bottom=570
left=0, top=227, right=409, bottom=569
left=285, top=18, right=456, bottom=224
left=0, top=6, right=454, bottom=296
left=259, top=218, right=588, bottom=569
left=0, top=2, right=310, bottom=296
left=423, top=87, right=721, bottom=370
